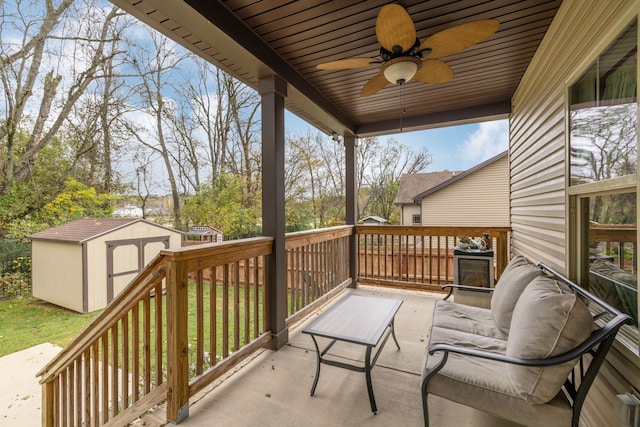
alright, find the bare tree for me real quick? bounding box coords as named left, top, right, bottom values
left=127, top=31, right=189, bottom=229
left=179, top=61, right=234, bottom=188
left=0, top=1, right=125, bottom=188
left=227, top=76, right=261, bottom=206
left=358, top=137, right=431, bottom=221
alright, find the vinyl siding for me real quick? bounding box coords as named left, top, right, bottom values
left=510, top=0, right=640, bottom=425
left=401, top=204, right=421, bottom=226
left=421, top=156, right=509, bottom=227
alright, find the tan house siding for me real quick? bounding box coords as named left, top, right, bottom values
left=421, top=155, right=509, bottom=227
left=401, top=204, right=421, bottom=226
left=510, top=1, right=639, bottom=425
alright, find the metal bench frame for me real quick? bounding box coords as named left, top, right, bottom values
left=421, top=262, right=634, bottom=427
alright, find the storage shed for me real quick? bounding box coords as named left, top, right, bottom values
left=29, top=218, right=183, bottom=313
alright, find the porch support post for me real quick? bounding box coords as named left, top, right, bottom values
left=259, top=74, right=289, bottom=350
left=344, top=135, right=358, bottom=288
left=166, top=258, right=189, bottom=424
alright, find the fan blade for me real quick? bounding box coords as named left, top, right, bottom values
left=361, top=74, right=388, bottom=97
left=317, top=57, right=381, bottom=70
left=413, top=59, right=454, bottom=84
left=376, top=4, right=416, bottom=54
left=419, top=19, right=499, bottom=59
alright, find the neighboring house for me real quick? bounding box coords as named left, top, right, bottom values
left=29, top=218, right=183, bottom=313
left=113, top=204, right=143, bottom=218
left=396, top=171, right=461, bottom=225
left=414, top=151, right=509, bottom=227
left=359, top=215, right=388, bottom=225
left=397, top=152, right=509, bottom=227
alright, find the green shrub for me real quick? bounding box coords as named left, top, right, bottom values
left=0, top=271, right=31, bottom=297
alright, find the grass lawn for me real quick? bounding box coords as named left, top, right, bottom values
left=0, top=295, right=101, bottom=357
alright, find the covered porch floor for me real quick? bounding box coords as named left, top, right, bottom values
left=139, top=287, right=520, bottom=427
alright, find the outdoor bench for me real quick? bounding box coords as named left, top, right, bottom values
left=421, top=255, right=633, bottom=427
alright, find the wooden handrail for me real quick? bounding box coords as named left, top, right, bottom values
left=38, top=237, right=275, bottom=426
left=355, top=225, right=511, bottom=289
left=285, top=225, right=352, bottom=249
left=37, top=254, right=167, bottom=382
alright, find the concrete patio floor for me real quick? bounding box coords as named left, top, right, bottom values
left=139, top=286, right=521, bottom=427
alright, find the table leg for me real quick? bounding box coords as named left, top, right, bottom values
left=364, top=345, right=377, bottom=414
left=310, top=335, right=321, bottom=396
left=390, top=318, right=400, bottom=350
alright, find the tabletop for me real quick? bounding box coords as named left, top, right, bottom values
left=302, top=294, right=403, bottom=346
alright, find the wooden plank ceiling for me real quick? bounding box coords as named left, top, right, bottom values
left=112, top=0, right=562, bottom=137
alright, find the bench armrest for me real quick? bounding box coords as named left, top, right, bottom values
left=427, top=311, right=633, bottom=370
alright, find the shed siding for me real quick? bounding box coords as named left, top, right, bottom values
left=510, top=1, right=639, bottom=425
left=32, top=240, right=84, bottom=312
left=85, top=222, right=181, bottom=312
left=421, top=156, right=509, bottom=227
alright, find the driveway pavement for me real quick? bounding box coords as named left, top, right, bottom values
left=0, top=343, right=61, bottom=426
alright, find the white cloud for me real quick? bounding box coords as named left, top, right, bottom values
left=459, top=120, right=509, bottom=163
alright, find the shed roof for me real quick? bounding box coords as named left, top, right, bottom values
left=413, top=151, right=508, bottom=202
left=360, top=215, right=388, bottom=224
left=28, top=218, right=180, bottom=244
left=396, top=171, right=462, bottom=205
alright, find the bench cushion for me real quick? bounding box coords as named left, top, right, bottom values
left=424, top=321, right=571, bottom=427
left=490, top=255, right=541, bottom=333
left=433, top=300, right=507, bottom=340
left=506, top=275, right=594, bottom=404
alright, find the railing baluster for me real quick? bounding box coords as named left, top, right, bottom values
left=210, top=266, right=217, bottom=367
left=253, top=258, right=260, bottom=338
left=222, top=264, right=229, bottom=358
left=244, top=259, right=250, bottom=345
left=101, top=332, right=108, bottom=424
left=61, top=368, right=67, bottom=426
left=122, top=313, right=129, bottom=414
left=196, top=269, right=204, bottom=375
left=131, top=303, right=139, bottom=404
left=234, top=261, right=240, bottom=351
left=91, top=341, right=99, bottom=427
left=142, top=295, right=151, bottom=395
left=154, top=280, right=163, bottom=387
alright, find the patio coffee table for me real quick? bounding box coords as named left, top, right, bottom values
left=302, top=294, right=403, bottom=413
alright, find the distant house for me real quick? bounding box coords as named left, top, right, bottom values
left=113, top=204, right=143, bottom=218
left=412, top=151, right=509, bottom=227
left=396, top=171, right=461, bottom=225
left=359, top=215, right=388, bottom=225
left=29, top=218, right=183, bottom=313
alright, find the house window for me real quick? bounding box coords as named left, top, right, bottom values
left=569, top=21, right=637, bottom=185
left=568, top=19, right=638, bottom=351
left=412, top=214, right=421, bottom=225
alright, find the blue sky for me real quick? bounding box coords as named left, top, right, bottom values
left=285, top=112, right=509, bottom=172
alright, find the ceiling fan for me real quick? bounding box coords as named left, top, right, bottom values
left=316, top=4, right=499, bottom=97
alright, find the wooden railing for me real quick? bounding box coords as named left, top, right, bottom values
left=36, top=225, right=511, bottom=425
left=284, top=226, right=353, bottom=325
left=589, top=223, right=637, bottom=273
left=37, top=237, right=273, bottom=426
left=356, top=225, right=510, bottom=291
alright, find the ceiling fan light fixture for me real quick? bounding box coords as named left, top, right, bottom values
left=382, top=58, right=420, bottom=85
